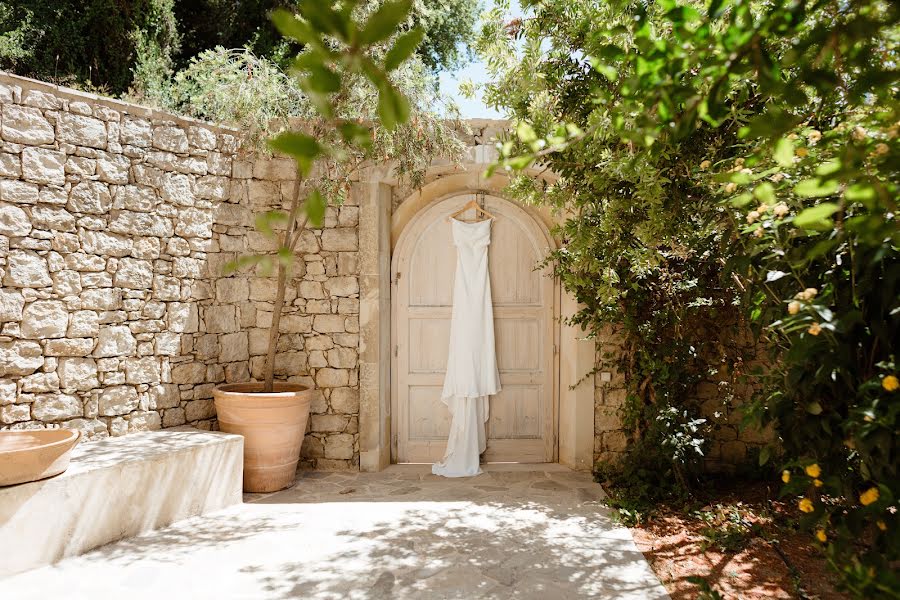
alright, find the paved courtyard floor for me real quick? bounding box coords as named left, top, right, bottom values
left=1, top=464, right=668, bottom=599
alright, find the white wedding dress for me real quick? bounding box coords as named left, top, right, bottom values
left=432, top=218, right=501, bottom=478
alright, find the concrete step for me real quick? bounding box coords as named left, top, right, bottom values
left=0, top=427, right=243, bottom=578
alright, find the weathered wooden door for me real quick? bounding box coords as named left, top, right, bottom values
left=392, top=194, right=557, bottom=463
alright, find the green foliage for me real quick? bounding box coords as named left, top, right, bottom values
left=478, top=0, right=898, bottom=595
left=408, top=0, right=479, bottom=72
left=213, top=0, right=466, bottom=391
left=595, top=437, right=694, bottom=526
left=161, top=47, right=310, bottom=144
left=172, top=0, right=294, bottom=70
left=0, top=0, right=179, bottom=95
left=0, top=3, right=34, bottom=65
left=1, top=0, right=477, bottom=99
left=128, top=0, right=181, bottom=105
left=696, top=504, right=759, bottom=553
left=482, top=0, right=750, bottom=506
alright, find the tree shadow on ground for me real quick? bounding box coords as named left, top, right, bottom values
left=23, top=470, right=668, bottom=599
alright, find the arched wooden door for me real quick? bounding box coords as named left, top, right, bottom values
left=392, top=193, right=558, bottom=464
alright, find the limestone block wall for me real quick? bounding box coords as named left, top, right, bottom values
left=0, top=73, right=360, bottom=469
left=0, top=72, right=768, bottom=474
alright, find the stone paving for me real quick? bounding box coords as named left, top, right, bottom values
left=1, top=465, right=669, bottom=599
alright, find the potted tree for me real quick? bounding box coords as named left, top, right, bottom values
left=211, top=1, right=451, bottom=492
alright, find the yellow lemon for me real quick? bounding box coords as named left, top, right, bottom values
left=805, top=464, right=821, bottom=478
left=799, top=498, right=814, bottom=513
left=860, top=487, right=880, bottom=506
left=781, top=470, right=790, bottom=483
left=815, top=529, right=827, bottom=543
left=883, top=375, right=899, bottom=392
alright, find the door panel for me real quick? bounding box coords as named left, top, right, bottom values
left=393, top=194, right=557, bottom=463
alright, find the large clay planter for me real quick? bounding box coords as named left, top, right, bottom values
left=213, top=382, right=311, bottom=493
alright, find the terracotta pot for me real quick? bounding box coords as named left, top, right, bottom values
left=213, top=382, right=312, bottom=493
left=0, top=429, right=81, bottom=486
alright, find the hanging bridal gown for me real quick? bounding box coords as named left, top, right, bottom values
left=432, top=218, right=501, bottom=477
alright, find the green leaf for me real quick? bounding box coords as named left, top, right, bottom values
left=304, top=64, right=341, bottom=94
left=816, top=159, right=841, bottom=176
left=377, top=82, right=410, bottom=130
left=223, top=254, right=266, bottom=275
left=516, top=121, right=537, bottom=144
left=753, top=182, right=776, bottom=204
left=773, top=137, right=794, bottom=167
left=845, top=183, right=876, bottom=202
left=759, top=445, right=771, bottom=466
left=358, top=56, right=385, bottom=87
left=505, top=154, right=534, bottom=170
left=268, top=132, right=322, bottom=175
left=256, top=256, right=275, bottom=277
left=384, top=28, right=424, bottom=71
left=589, top=57, right=618, bottom=81
left=255, top=210, right=289, bottom=239
left=794, top=178, right=839, bottom=198
left=360, top=0, right=412, bottom=45
left=794, top=203, right=840, bottom=229
left=730, top=193, right=753, bottom=207
left=305, top=91, right=334, bottom=119
left=305, top=189, right=327, bottom=227
left=298, top=0, right=349, bottom=40
left=276, top=246, right=294, bottom=268
left=708, top=0, right=729, bottom=18
left=271, top=9, right=320, bottom=47
left=338, top=122, right=372, bottom=148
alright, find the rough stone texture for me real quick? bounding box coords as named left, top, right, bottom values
left=20, top=300, right=68, bottom=338
left=0, top=74, right=360, bottom=463
left=592, top=326, right=770, bottom=472
left=0, top=74, right=760, bottom=473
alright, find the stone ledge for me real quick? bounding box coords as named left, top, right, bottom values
left=0, top=71, right=240, bottom=135
left=0, top=427, right=243, bottom=578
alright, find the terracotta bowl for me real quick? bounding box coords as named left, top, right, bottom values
left=0, top=429, right=82, bottom=487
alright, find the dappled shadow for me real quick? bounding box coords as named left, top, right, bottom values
left=244, top=500, right=667, bottom=599
left=2, top=468, right=668, bottom=599
left=632, top=506, right=847, bottom=599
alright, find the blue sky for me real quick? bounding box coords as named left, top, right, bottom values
left=438, top=60, right=504, bottom=119
left=437, top=1, right=522, bottom=119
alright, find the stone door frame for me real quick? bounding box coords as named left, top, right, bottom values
left=357, top=169, right=595, bottom=472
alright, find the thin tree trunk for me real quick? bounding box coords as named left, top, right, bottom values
left=263, top=262, right=287, bottom=393
left=261, top=177, right=306, bottom=393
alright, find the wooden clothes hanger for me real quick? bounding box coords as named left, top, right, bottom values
left=446, top=196, right=497, bottom=223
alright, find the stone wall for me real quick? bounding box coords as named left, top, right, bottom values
left=592, top=327, right=772, bottom=472
left=0, top=72, right=766, bottom=474
left=0, top=72, right=360, bottom=469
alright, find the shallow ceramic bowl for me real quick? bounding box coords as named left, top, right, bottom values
left=0, top=429, right=81, bottom=486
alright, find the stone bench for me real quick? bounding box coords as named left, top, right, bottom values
left=0, top=427, right=243, bottom=578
